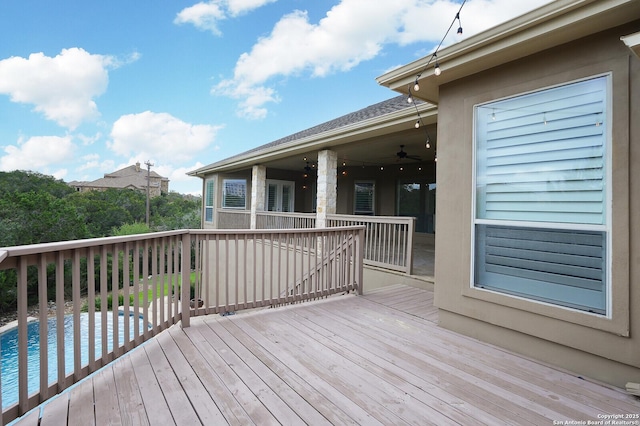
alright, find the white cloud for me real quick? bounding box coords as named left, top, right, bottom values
left=108, top=111, right=223, bottom=163
left=174, top=0, right=276, bottom=34
left=174, top=2, right=226, bottom=35
left=214, top=0, right=553, bottom=118
left=0, top=48, right=123, bottom=130
left=0, top=135, right=75, bottom=171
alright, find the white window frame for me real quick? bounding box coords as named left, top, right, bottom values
left=222, top=179, right=247, bottom=209
left=471, top=74, right=612, bottom=316
left=354, top=181, right=375, bottom=215
left=266, top=179, right=295, bottom=212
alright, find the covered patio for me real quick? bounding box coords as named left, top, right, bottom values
left=14, top=285, right=639, bottom=425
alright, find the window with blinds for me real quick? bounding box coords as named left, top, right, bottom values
left=354, top=181, right=375, bottom=215
left=222, top=179, right=246, bottom=209
left=473, top=75, right=609, bottom=315
left=204, top=178, right=215, bottom=223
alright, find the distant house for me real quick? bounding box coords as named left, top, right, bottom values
left=69, top=162, right=169, bottom=197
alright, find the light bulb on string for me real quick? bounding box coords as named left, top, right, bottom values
left=407, top=93, right=413, bottom=104
left=414, top=78, right=420, bottom=92
left=434, top=61, right=441, bottom=76
left=415, top=120, right=420, bottom=129
left=456, top=13, right=463, bottom=34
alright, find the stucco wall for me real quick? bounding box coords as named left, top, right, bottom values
left=434, top=22, right=640, bottom=387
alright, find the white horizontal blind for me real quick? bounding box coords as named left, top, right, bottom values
left=476, top=77, right=607, bottom=225
left=205, top=178, right=215, bottom=222
left=475, top=224, right=606, bottom=314
left=354, top=182, right=374, bottom=215
left=267, top=184, right=277, bottom=211
left=473, top=76, right=609, bottom=315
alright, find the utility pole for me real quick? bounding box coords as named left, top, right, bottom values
left=145, top=160, right=153, bottom=227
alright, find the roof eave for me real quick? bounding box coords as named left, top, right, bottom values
left=188, top=102, right=437, bottom=177
left=376, top=0, right=640, bottom=103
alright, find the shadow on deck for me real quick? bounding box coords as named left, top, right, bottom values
left=12, top=285, right=639, bottom=425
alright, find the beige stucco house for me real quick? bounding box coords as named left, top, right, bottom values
left=379, top=0, right=640, bottom=388
left=70, top=162, right=169, bottom=197
left=190, top=0, right=639, bottom=387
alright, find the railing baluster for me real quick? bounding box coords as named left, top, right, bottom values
left=88, top=247, right=96, bottom=369
left=38, top=254, right=48, bottom=401
left=56, top=251, right=66, bottom=390
left=72, top=249, right=81, bottom=379
left=17, top=257, right=28, bottom=413
left=133, top=241, right=141, bottom=343
left=151, top=241, right=158, bottom=333
left=123, top=242, right=131, bottom=351
left=100, top=246, right=108, bottom=362
left=112, top=244, right=120, bottom=356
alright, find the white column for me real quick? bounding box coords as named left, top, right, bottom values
left=316, top=149, right=337, bottom=229
left=250, top=165, right=266, bottom=229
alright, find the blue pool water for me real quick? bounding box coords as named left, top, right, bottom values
left=1, top=312, right=147, bottom=409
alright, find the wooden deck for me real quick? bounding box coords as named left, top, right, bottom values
left=13, top=285, right=639, bottom=425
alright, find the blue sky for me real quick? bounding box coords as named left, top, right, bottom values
left=0, top=0, right=552, bottom=195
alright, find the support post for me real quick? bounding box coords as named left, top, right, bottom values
left=315, top=150, right=337, bottom=229
left=250, top=165, right=267, bottom=229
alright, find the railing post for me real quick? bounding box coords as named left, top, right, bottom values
left=356, top=226, right=365, bottom=295
left=181, top=232, right=191, bottom=328
left=406, top=217, right=415, bottom=275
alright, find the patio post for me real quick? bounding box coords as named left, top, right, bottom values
left=315, top=149, right=337, bottom=229
left=250, top=164, right=266, bottom=229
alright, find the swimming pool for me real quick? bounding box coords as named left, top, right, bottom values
left=1, top=312, right=147, bottom=409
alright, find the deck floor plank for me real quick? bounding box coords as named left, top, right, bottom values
left=111, top=354, right=149, bottom=425
left=176, top=322, right=277, bottom=425
left=67, top=378, right=96, bottom=426
left=171, top=325, right=251, bottom=425
left=127, top=343, right=174, bottom=426
left=360, top=294, right=640, bottom=414
left=276, top=305, right=511, bottom=425
left=201, top=316, right=331, bottom=426
left=91, top=367, right=121, bottom=425
left=142, top=338, right=201, bottom=425
left=300, top=300, right=550, bottom=425
left=39, top=392, right=69, bottom=426
left=155, top=329, right=228, bottom=425
left=218, top=318, right=362, bottom=425
left=227, top=314, right=386, bottom=426
left=319, top=297, right=630, bottom=420
left=240, top=311, right=424, bottom=425
left=11, top=284, right=640, bottom=425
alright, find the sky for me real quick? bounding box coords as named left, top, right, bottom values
left=0, top=0, right=553, bottom=195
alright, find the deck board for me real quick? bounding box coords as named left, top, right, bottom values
left=11, top=284, right=640, bottom=425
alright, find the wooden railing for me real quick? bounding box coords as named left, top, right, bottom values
left=0, top=231, right=191, bottom=424
left=188, top=226, right=364, bottom=317
left=326, top=214, right=415, bottom=274
left=216, top=209, right=250, bottom=229
left=0, top=226, right=364, bottom=424
left=255, top=211, right=316, bottom=229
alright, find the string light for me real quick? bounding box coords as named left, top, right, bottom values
left=405, top=0, right=466, bottom=161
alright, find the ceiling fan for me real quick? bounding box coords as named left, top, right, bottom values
left=396, top=145, right=421, bottom=162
